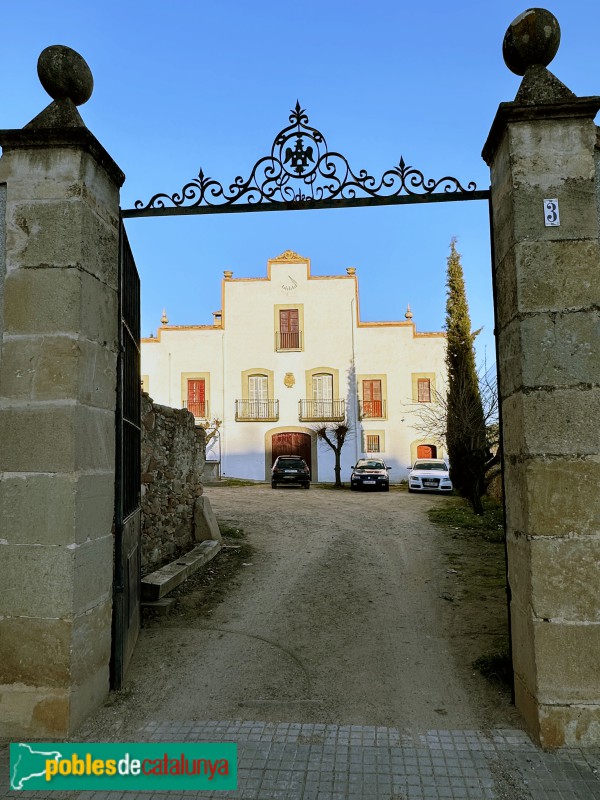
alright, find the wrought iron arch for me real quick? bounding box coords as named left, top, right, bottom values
left=122, top=102, right=488, bottom=218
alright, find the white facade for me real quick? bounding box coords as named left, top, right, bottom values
left=141, top=251, right=447, bottom=483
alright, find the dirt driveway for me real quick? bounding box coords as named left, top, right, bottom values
left=82, top=485, right=520, bottom=739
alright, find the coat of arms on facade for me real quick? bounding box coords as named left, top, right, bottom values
left=284, top=373, right=295, bottom=388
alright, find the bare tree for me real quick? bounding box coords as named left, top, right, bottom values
left=198, top=416, right=222, bottom=445
left=313, top=421, right=351, bottom=488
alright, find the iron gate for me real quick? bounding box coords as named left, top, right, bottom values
left=112, top=220, right=142, bottom=689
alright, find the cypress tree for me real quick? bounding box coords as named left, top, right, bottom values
left=445, top=239, right=488, bottom=514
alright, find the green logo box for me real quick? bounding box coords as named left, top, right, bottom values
left=10, top=742, right=237, bottom=791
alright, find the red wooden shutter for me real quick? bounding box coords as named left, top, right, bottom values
left=187, top=379, right=206, bottom=417
left=362, top=380, right=382, bottom=417
left=417, top=378, right=431, bottom=402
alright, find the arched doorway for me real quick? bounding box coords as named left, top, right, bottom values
left=271, top=432, right=312, bottom=473
left=417, top=444, right=437, bottom=459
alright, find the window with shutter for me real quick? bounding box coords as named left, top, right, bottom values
left=362, top=379, right=382, bottom=417
left=417, top=378, right=431, bottom=402
left=187, top=379, right=206, bottom=417
left=279, top=309, right=300, bottom=349
left=249, top=374, right=269, bottom=418
left=312, top=373, right=333, bottom=417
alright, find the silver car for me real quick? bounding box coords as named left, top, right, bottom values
left=408, top=459, right=453, bottom=493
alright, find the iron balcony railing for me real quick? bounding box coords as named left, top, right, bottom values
left=275, top=330, right=303, bottom=351
left=298, top=399, right=345, bottom=422
left=183, top=400, right=209, bottom=419
left=359, top=399, right=386, bottom=419
left=235, top=399, right=279, bottom=421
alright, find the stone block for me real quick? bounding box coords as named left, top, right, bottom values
left=0, top=404, right=114, bottom=472
left=1, top=542, right=75, bottom=618
left=489, top=134, right=517, bottom=266
left=493, top=248, right=518, bottom=332
left=0, top=685, right=70, bottom=739
left=505, top=458, right=600, bottom=539
left=0, top=148, right=84, bottom=201
left=509, top=117, right=598, bottom=191
left=0, top=147, right=120, bottom=214
left=1, top=537, right=113, bottom=620
left=0, top=473, right=76, bottom=545
left=512, top=182, right=598, bottom=243
left=73, top=535, right=114, bottom=614
left=534, top=620, right=600, bottom=705
left=0, top=336, right=117, bottom=408
left=513, top=673, right=541, bottom=744
left=506, top=532, right=531, bottom=606
left=498, top=310, right=600, bottom=397
left=509, top=602, right=537, bottom=698
left=4, top=266, right=119, bottom=348
left=503, top=461, right=527, bottom=535
left=502, top=388, right=600, bottom=457
left=69, top=664, right=110, bottom=733
left=538, top=703, right=600, bottom=748
left=529, top=537, right=600, bottom=622
left=0, top=616, right=71, bottom=687
left=70, top=599, right=112, bottom=685
left=75, top=471, right=115, bottom=543
left=0, top=471, right=114, bottom=546
left=517, top=240, right=600, bottom=312
left=193, top=495, right=222, bottom=542
left=5, top=199, right=118, bottom=287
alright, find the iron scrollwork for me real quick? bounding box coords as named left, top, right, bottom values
left=133, top=101, right=479, bottom=212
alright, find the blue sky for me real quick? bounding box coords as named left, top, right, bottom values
left=1, top=1, right=598, bottom=369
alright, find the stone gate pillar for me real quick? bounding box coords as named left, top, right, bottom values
left=0, top=47, right=124, bottom=737
left=483, top=11, right=600, bottom=747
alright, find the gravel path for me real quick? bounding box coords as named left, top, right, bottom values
left=82, top=484, right=519, bottom=739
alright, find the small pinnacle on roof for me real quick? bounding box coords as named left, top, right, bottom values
left=161, top=309, right=168, bottom=325
left=405, top=304, right=414, bottom=321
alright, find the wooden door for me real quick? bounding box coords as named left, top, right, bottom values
left=272, top=432, right=312, bottom=473
left=279, top=308, right=300, bottom=349
left=417, top=444, right=437, bottom=459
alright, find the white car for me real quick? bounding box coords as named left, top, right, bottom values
left=408, top=459, right=453, bottom=493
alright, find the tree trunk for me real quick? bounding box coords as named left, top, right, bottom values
left=334, top=453, right=343, bottom=487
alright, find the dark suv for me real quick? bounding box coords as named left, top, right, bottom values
left=271, top=455, right=311, bottom=489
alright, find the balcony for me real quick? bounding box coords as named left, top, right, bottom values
left=235, top=399, right=279, bottom=421
left=183, top=400, right=209, bottom=420
left=298, top=399, right=345, bottom=422
left=359, top=399, right=386, bottom=419
left=275, top=330, right=303, bottom=351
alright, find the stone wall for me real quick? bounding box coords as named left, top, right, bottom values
left=141, top=393, right=206, bottom=574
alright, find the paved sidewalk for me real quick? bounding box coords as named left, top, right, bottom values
left=3, top=721, right=600, bottom=799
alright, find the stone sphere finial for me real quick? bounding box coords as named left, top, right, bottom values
left=37, top=45, right=94, bottom=106
left=502, top=8, right=561, bottom=76
left=405, top=304, right=413, bottom=321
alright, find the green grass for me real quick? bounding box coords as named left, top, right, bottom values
left=217, top=523, right=245, bottom=539
left=473, top=649, right=513, bottom=688
left=428, top=496, right=505, bottom=542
